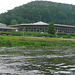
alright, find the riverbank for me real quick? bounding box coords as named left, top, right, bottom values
left=0, top=36, right=75, bottom=47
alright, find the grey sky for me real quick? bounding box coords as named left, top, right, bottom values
left=0, top=0, right=75, bottom=13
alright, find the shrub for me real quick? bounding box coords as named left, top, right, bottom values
left=67, top=33, right=71, bottom=38
left=6, top=39, right=12, bottom=47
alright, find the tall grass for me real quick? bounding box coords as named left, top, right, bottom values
left=0, top=36, right=75, bottom=47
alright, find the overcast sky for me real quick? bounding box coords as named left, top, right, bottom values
left=0, top=0, right=75, bottom=14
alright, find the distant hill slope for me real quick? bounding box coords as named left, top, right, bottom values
left=0, top=1, right=75, bottom=25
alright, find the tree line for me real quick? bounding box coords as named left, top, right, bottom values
left=0, top=1, right=75, bottom=25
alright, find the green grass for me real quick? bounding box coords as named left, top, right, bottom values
left=0, top=36, right=75, bottom=47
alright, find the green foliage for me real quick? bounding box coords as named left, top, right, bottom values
left=0, top=36, right=75, bottom=47
left=11, top=19, right=18, bottom=25
left=47, top=22, right=56, bottom=35
left=57, top=32, right=73, bottom=38
left=0, top=31, right=56, bottom=37
left=1, top=31, right=75, bottom=38
left=6, top=39, right=12, bottom=47
left=67, top=33, right=71, bottom=38
left=0, top=1, right=74, bottom=25
left=57, top=32, right=67, bottom=35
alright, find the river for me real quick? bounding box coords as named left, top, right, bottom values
left=0, top=46, right=75, bottom=75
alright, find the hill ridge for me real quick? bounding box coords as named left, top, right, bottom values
left=0, top=1, right=75, bottom=25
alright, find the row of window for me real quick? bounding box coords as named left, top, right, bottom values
left=19, top=26, right=75, bottom=33
left=20, top=27, right=47, bottom=32
left=55, top=27, right=75, bottom=33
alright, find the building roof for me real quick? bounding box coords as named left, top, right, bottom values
left=19, top=21, right=48, bottom=26
left=33, top=21, right=48, bottom=25
left=0, top=23, right=7, bottom=27
left=0, top=23, right=17, bottom=29
left=10, top=21, right=75, bottom=28
left=55, top=24, right=75, bottom=28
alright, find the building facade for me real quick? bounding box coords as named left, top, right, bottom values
left=55, top=24, right=75, bottom=33
left=11, top=21, right=75, bottom=33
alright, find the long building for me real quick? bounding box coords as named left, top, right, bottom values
left=11, top=21, right=75, bottom=33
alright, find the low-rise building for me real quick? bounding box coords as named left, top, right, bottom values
left=0, top=23, right=17, bottom=32
left=11, top=21, right=75, bottom=33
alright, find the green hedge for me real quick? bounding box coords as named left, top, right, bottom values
left=0, top=31, right=56, bottom=37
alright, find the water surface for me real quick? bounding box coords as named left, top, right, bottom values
left=0, top=46, right=75, bottom=75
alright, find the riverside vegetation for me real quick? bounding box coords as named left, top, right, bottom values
left=0, top=31, right=75, bottom=47
left=0, top=35, right=75, bottom=47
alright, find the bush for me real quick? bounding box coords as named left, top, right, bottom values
left=67, top=33, right=71, bottom=38
left=6, top=39, right=12, bottom=47
left=57, top=32, right=67, bottom=35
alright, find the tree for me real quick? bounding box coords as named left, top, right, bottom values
left=0, top=1, right=75, bottom=25
left=47, top=22, right=56, bottom=35
left=11, top=20, right=18, bottom=25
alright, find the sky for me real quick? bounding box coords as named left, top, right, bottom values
left=0, top=0, right=75, bottom=14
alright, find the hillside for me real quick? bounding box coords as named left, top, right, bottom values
left=0, top=1, right=75, bottom=25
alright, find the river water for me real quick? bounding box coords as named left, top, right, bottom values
left=0, top=46, right=75, bottom=75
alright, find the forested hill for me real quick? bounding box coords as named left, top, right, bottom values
left=0, top=1, right=75, bottom=25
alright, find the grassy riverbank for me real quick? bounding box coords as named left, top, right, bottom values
left=0, top=36, right=75, bottom=47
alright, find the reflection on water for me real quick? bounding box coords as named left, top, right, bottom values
left=0, top=47, right=75, bottom=75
